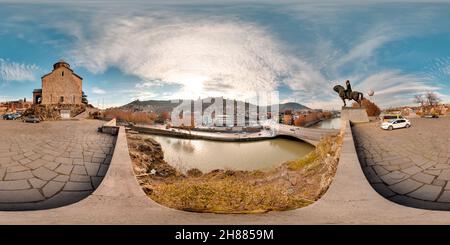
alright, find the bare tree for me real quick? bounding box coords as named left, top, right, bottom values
left=425, top=91, right=441, bottom=107
left=413, top=94, right=425, bottom=107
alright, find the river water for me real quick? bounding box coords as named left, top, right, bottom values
left=311, top=117, right=342, bottom=129
left=142, top=134, right=314, bottom=173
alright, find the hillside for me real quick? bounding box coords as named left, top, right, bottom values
left=120, top=100, right=179, bottom=114
left=119, top=99, right=309, bottom=113
left=278, top=102, right=310, bottom=112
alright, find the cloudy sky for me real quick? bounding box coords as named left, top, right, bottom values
left=0, top=0, right=449, bottom=109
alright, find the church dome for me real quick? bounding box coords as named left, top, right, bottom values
left=53, top=60, right=70, bottom=70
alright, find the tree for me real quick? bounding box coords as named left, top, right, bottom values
left=425, top=91, right=441, bottom=107
left=82, top=91, right=88, bottom=105
left=160, top=111, right=171, bottom=121
left=352, top=98, right=381, bottom=116
left=322, top=111, right=332, bottom=119
left=293, top=115, right=306, bottom=126
left=413, top=94, right=425, bottom=107
left=283, top=114, right=293, bottom=125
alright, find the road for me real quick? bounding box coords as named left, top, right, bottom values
left=353, top=116, right=450, bottom=210
left=0, top=119, right=115, bottom=210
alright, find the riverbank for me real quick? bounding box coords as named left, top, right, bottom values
left=126, top=131, right=343, bottom=213
left=130, top=124, right=275, bottom=142
left=129, top=123, right=339, bottom=146
left=309, top=117, right=341, bottom=129
left=142, top=134, right=313, bottom=172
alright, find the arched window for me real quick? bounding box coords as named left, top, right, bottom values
left=62, top=71, right=64, bottom=76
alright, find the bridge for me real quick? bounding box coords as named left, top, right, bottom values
left=131, top=123, right=340, bottom=146
left=276, top=124, right=340, bottom=146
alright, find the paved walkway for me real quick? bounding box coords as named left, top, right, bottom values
left=0, top=120, right=116, bottom=210
left=353, top=116, right=450, bottom=210
left=5, top=121, right=450, bottom=224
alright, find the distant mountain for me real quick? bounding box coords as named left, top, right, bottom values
left=120, top=100, right=178, bottom=114
left=277, top=102, right=310, bottom=112
left=119, top=99, right=309, bottom=113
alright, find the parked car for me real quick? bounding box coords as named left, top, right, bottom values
left=3, top=113, right=19, bottom=120
left=422, top=114, right=439, bottom=118
left=380, top=119, right=411, bottom=130
left=23, top=115, right=40, bottom=123
left=381, top=114, right=404, bottom=122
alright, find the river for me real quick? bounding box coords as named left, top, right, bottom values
left=311, top=117, right=341, bottom=129
left=142, top=134, right=314, bottom=173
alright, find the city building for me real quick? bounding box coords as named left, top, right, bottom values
left=0, top=98, right=32, bottom=114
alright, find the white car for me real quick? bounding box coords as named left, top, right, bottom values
left=380, top=119, right=411, bottom=130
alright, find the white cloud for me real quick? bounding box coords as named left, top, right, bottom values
left=0, top=58, right=40, bottom=82
left=358, top=70, right=441, bottom=108
left=436, top=92, right=450, bottom=105
left=135, top=81, right=164, bottom=89
left=69, top=15, right=306, bottom=101
left=332, top=25, right=399, bottom=71
left=118, top=89, right=159, bottom=101
left=0, top=95, right=13, bottom=102
left=68, top=12, right=437, bottom=108
left=91, top=86, right=106, bottom=95
left=424, top=56, right=450, bottom=83
left=5, top=2, right=444, bottom=108
left=132, top=91, right=159, bottom=101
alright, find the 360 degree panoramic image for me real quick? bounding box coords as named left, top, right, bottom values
left=1, top=0, right=450, bottom=242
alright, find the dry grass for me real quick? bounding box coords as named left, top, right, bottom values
left=129, top=132, right=343, bottom=214
left=147, top=178, right=313, bottom=213
left=23, top=104, right=86, bottom=121
left=287, top=135, right=340, bottom=171
left=104, top=109, right=157, bottom=124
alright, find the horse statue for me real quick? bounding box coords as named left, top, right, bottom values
left=333, top=84, right=364, bottom=107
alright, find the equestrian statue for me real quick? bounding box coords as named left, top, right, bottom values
left=333, top=80, right=364, bottom=107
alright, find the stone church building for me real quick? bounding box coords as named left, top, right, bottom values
left=33, top=60, right=83, bottom=105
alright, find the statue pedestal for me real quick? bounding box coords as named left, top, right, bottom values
left=341, top=107, right=369, bottom=123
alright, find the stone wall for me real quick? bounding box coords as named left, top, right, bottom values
left=340, top=107, right=369, bottom=123
left=41, top=66, right=82, bottom=105
left=24, top=104, right=86, bottom=120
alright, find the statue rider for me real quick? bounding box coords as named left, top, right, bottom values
left=345, top=80, right=352, bottom=99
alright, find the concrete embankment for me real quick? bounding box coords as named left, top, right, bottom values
left=3, top=120, right=450, bottom=224
left=130, top=125, right=276, bottom=142
left=304, top=116, right=340, bottom=128
left=130, top=124, right=339, bottom=146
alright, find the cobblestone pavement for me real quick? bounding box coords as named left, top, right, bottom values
left=0, top=120, right=116, bottom=210
left=353, top=116, right=450, bottom=210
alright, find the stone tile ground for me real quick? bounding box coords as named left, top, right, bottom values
left=0, top=120, right=116, bottom=210
left=353, top=116, right=450, bottom=210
